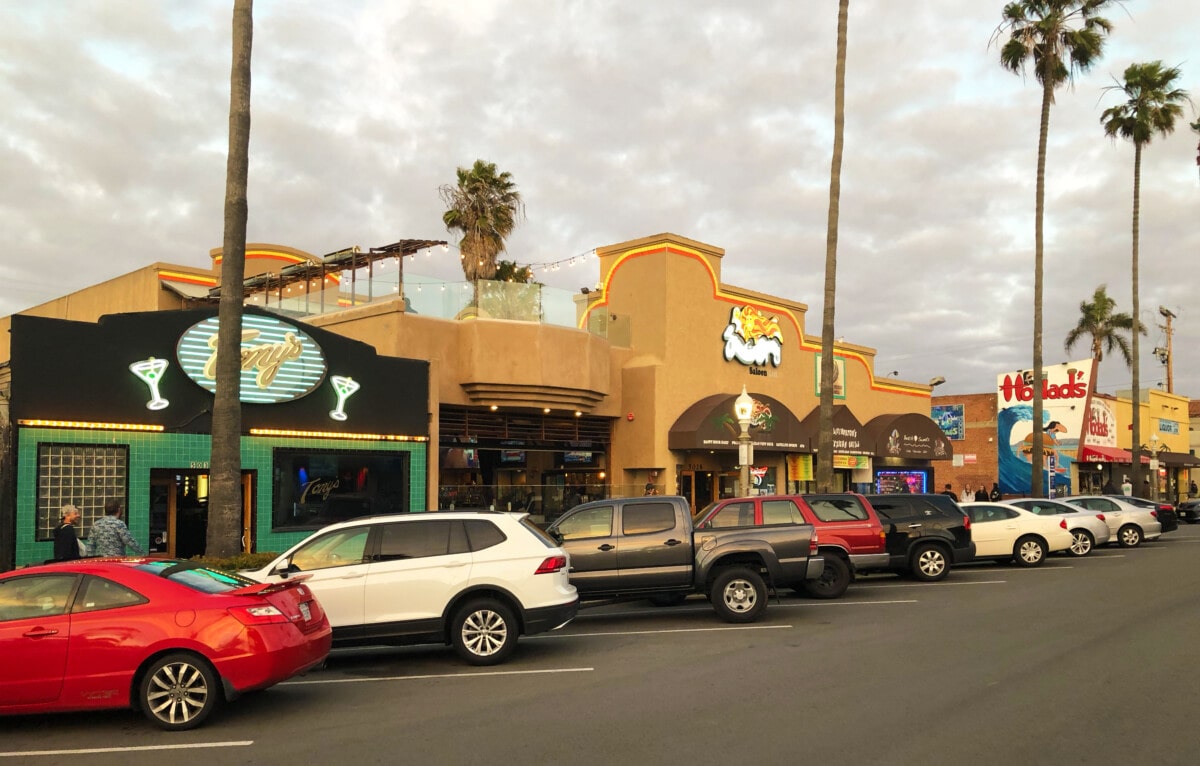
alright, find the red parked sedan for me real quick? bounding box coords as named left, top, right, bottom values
left=0, top=558, right=331, bottom=730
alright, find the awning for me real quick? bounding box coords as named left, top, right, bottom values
left=862, top=412, right=954, bottom=460
left=1078, top=445, right=1148, bottom=464
left=1155, top=450, right=1200, bottom=468
left=795, top=405, right=867, bottom=455
left=668, top=392, right=807, bottom=453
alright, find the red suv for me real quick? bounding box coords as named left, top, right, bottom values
left=694, top=494, right=887, bottom=599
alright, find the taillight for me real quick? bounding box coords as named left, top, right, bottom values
left=228, top=604, right=289, bottom=625
left=1096, top=514, right=1106, bottom=521
left=963, top=515, right=971, bottom=530
left=1150, top=510, right=1158, bottom=519
left=535, top=555, right=567, bottom=574
left=809, top=531, right=819, bottom=556
left=1060, top=519, right=1068, bottom=529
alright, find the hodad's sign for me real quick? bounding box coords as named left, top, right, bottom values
left=176, top=314, right=327, bottom=403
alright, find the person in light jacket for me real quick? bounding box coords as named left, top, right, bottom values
left=86, top=499, right=145, bottom=557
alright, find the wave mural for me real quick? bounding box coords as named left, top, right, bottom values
left=998, top=404, right=1075, bottom=496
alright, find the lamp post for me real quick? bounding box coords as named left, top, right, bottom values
left=734, top=385, right=755, bottom=497
left=1148, top=433, right=1161, bottom=501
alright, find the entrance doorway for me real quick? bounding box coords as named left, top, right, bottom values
left=149, top=470, right=254, bottom=558
left=679, top=470, right=723, bottom=515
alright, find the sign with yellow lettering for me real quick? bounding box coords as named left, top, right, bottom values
left=176, top=314, right=327, bottom=403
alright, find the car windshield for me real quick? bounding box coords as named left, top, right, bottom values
left=135, top=561, right=258, bottom=594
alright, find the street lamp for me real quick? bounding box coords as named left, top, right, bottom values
left=1148, top=433, right=1161, bottom=501
left=734, top=385, right=755, bottom=497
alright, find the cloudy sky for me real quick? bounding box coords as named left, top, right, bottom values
left=3, top=1, right=1198, bottom=399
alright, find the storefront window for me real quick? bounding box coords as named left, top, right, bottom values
left=35, top=444, right=128, bottom=541
left=272, top=449, right=410, bottom=531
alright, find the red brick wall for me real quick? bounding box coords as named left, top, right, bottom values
left=933, top=393, right=1002, bottom=498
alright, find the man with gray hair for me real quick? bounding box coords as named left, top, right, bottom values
left=86, top=499, right=145, bottom=557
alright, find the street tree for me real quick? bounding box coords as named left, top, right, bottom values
left=207, top=0, right=253, bottom=558
left=995, top=0, right=1115, bottom=498
left=440, top=160, right=525, bottom=283
left=816, top=0, right=849, bottom=493
left=1100, top=60, right=1192, bottom=490
left=1064, top=284, right=1140, bottom=384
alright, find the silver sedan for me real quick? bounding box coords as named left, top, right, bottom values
left=1063, top=495, right=1163, bottom=548
left=1007, top=498, right=1112, bottom=556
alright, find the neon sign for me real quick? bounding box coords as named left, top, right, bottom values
left=176, top=315, right=327, bottom=404
left=328, top=375, right=360, bottom=421
left=722, top=305, right=783, bottom=367
left=130, top=357, right=170, bottom=410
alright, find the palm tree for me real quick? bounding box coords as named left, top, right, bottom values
left=207, top=0, right=253, bottom=559
left=1100, top=60, right=1192, bottom=493
left=1063, top=284, right=1139, bottom=382
left=440, top=160, right=525, bottom=283
left=995, top=0, right=1114, bottom=497
left=816, top=0, right=849, bottom=493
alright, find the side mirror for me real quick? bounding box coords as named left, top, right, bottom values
left=271, top=559, right=291, bottom=579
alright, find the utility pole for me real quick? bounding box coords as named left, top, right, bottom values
left=1155, top=306, right=1176, bottom=394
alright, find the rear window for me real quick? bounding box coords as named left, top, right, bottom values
left=808, top=496, right=869, bottom=522
left=136, top=561, right=257, bottom=594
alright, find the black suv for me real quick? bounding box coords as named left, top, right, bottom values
left=861, top=494, right=976, bottom=582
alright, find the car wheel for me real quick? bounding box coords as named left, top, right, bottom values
left=803, top=553, right=850, bottom=599
left=452, top=598, right=518, bottom=666
left=1068, top=529, right=1094, bottom=557
left=710, top=566, right=767, bottom=623
left=138, top=652, right=220, bottom=731
left=909, top=543, right=949, bottom=582
left=1014, top=535, right=1046, bottom=567
left=1118, top=524, right=1143, bottom=548
left=648, top=592, right=689, bottom=607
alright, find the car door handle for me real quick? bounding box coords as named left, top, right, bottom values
left=23, top=628, right=58, bottom=638
left=598, top=544, right=615, bottom=551
left=908, top=524, right=922, bottom=528
left=664, top=539, right=683, bottom=546
left=443, top=560, right=469, bottom=568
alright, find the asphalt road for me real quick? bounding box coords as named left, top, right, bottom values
left=4, top=525, right=1200, bottom=765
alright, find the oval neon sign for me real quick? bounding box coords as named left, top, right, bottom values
left=176, top=315, right=327, bottom=404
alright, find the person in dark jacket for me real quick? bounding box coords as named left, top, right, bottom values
left=53, top=504, right=83, bottom=561
left=974, top=486, right=989, bottom=501
left=989, top=482, right=1002, bottom=501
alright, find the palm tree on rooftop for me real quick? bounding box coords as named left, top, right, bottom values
left=994, top=0, right=1115, bottom=498
left=1100, top=60, right=1192, bottom=492
left=440, top=159, right=525, bottom=287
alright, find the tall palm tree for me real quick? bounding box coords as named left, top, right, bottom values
left=816, top=0, right=849, bottom=493
left=1100, top=60, right=1191, bottom=492
left=995, top=0, right=1114, bottom=497
left=1063, top=284, right=1138, bottom=383
left=207, top=0, right=253, bottom=559
left=440, top=160, right=525, bottom=283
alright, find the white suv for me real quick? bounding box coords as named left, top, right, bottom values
left=246, top=512, right=578, bottom=665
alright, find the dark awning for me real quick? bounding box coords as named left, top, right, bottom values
left=668, top=392, right=807, bottom=452
left=862, top=412, right=954, bottom=460
left=1155, top=450, right=1200, bottom=468
left=795, top=405, right=867, bottom=455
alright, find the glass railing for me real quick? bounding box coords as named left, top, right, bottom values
left=434, top=483, right=650, bottom=523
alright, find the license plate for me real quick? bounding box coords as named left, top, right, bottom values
left=298, top=601, right=311, bottom=621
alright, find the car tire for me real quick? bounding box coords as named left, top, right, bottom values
left=1014, top=535, right=1046, bottom=567
left=803, top=553, right=850, bottom=599
left=1118, top=524, right=1143, bottom=548
left=1068, top=529, right=1094, bottom=557
left=452, top=598, right=518, bottom=666
left=648, top=592, right=689, bottom=607
left=909, top=543, right=949, bottom=582
left=710, top=566, right=768, bottom=623
left=138, top=652, right=220, bottom=731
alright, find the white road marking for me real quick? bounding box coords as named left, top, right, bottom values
left=855, top=580, right=1007, bottom=588
left=770, top=599, right=919, bottom=607
left=284, top=666, right=594, bottom=686
left=538, top=624, right=794, bottom=639
left=0, top=741, right=253, bottom=758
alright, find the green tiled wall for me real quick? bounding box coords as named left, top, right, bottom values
left=15, top=427, right=428, bottom=567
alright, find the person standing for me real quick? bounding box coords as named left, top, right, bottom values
left=53, top=504, right=83, bottom=561
left=941, top=483, right=956, bottom=497
left=1190, top=479, right=1197, bottom=499
left=86, top=499, right=145, bottom=557
left=1101, top=477, right=1117, bottom=495
left=1120, top=476, right=1133, bottom=497
left=960, top=485, right=974, bottom=503
left=989, top=482, right=1002, bottom=501
left=974, top=485, right=988, bottom=501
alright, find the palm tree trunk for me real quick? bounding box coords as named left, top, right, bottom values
left=207, top=0, right=253, bottom=559
left=1029, top=77, right=1052, bottom=498
left=816, top=0, right=848, bottom=493
left=1129, top=142, right=1142, bottom=493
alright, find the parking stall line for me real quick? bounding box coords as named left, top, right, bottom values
left=854, top=580, right=1007, bottom=588
left=537, top=624, right=794, bottom=639
left=284, top=666, right=594, bottom=686
left=0, top=741, right=253, bottom=758
left=769, top=599, right=918, bottom=607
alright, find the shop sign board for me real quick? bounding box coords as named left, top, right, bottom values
left=997, top=359, right=1091, bottom=496
left=722, top=305, right=783, bottom=368
left=932, top=404, right=964, bottom=440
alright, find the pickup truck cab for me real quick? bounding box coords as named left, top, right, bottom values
left=547, top=495, right=823, bottom=623
left=695, top=493, right=887, bottom=599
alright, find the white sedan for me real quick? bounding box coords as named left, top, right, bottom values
left=1005, top=498, right=1112, bottom=556
left=960, top=502, right=1074, bottom=567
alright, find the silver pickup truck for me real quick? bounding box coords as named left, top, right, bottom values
left=546, top=495, right=824, bottom=623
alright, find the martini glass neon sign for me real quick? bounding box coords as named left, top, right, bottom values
left=329, top=375, right=361, bottom=421
left=130, top=357, right=170, bottom=410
